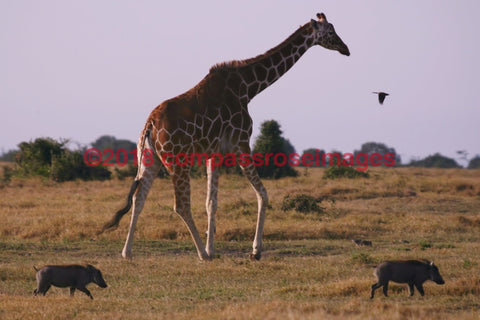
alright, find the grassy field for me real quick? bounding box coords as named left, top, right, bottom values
left=0, top=166, right=479, bottom=319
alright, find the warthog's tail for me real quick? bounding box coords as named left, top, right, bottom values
left=33, top=266, right=39, bottom=272
left=100, top=179, right=141, bottom=232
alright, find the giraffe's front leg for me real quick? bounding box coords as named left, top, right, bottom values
left=240, top=162, right=268, bottom=260
left=205, top=159, right=219, bottom=258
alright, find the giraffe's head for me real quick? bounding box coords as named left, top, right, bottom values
left=310, top=13, right=350, bottom=56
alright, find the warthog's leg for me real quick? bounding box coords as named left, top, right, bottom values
left=408, top=282, right=415, bottom=296
left=382, top=281, right=389, bottom=297
left=77, top=287, right=94, bottom=299
left=35, top=284, right=50, bottom=296
left=414, top=283, right=425, bottom=296
left=370, top=282, right=382, bottom=299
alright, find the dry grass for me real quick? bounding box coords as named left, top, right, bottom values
left=0, top=167, right=479, bottom=319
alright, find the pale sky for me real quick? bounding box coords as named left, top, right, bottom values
left=2, top=1, right=479, bottom=165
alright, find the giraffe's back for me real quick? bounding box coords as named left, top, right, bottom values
left=146, top=71, right=251, bottom=156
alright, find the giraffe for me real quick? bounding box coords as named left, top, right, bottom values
left=102, top=13, right=350, bottom=260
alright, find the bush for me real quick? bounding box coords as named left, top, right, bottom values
left=114, top=163, right=138, bottom=180
left=1, top=166, right=13, bottom=184
left=14, top=137, right=111, bottom=182
left=419, top=240, right=433, bottom=250
left=114, top=162, right=171, bottom=180
left=351, top=252, right=375, bottom=264
left=15, top=138, right=66, bottom=177
left=323, top=166, right=369, bottom=179
left=51, top=150, right=111, bottom=182
left=281, top=194, right=325, bottom=213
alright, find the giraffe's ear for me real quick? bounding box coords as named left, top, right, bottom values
left=317, top=13, right=327, bottom=23
left=310, top=19, right=319, bottom=30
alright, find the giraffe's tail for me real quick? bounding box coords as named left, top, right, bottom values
left=100, top=179, right=141, bottom=233
left=99, top=122, right=153, bottom=234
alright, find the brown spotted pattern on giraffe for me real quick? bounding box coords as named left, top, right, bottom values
left=254, top=64, right=268, bottom=80
left=226, top=73, right=243, bottom=92
left=270, top=52, right=283, bottom=66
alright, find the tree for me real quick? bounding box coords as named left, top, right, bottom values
left=408, top=153, right=461, bottom=168
left=252, top=120, right=298, bottom=179
left=0, top=149, right=19, bottom=162
left=300, top=148, right=326, bottom=167
left=354, top=142, right=401, bottom=166
left=467, top=155, right=480, bottom=169
left=91, top=135, right=136, bottom=161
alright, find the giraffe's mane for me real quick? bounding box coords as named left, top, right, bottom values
left=209, top=22, right=311, bottom=73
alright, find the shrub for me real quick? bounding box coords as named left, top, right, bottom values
left=14, top=137, right=111, bottom=182
left=15, top=138, right=66, bottom=177
left=281, top=194, right=325, bottom=213
left=419, top=240, right=433, bottom=250
left=323, top=165, right=369, bottom=179
left=51, top=150, right=111, bottom=182
left=1, top=166, right=13, bottom=185
left=114, top=163, right=138, bottom=180
left=351, top=252, right=375, bottom=264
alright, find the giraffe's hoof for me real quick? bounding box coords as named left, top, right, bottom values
left=207, top=253, right=221, bottom=259
left=249, top=252, right=261, bottom=261
left=206, top=250, right=215, bottom=258
left=199, top=253, right=213, bottom=261
left=122, top=250, right=133, bottom=260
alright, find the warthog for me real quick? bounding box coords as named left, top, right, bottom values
left=370, top=260, right=445, bottom=298
left=33, top=264, right=107, bottom=299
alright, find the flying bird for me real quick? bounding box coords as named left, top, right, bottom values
left=372, top=91, right=389, bottom=105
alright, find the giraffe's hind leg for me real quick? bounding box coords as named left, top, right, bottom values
left=121, top=156, right=161, bottom=259
left=239, top=160, right=268, bottom=260
left=171, top=165, right=210, bottom=261
left=205, top=159, right=219, bottom=258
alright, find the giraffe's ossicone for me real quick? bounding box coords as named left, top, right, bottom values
left=102, top=13, right=350, bottom=260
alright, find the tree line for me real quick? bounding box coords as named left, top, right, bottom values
left=1, top=120, right=479, bottom=183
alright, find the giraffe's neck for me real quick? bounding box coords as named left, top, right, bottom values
left=212, top=23, right=316, bottom=103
